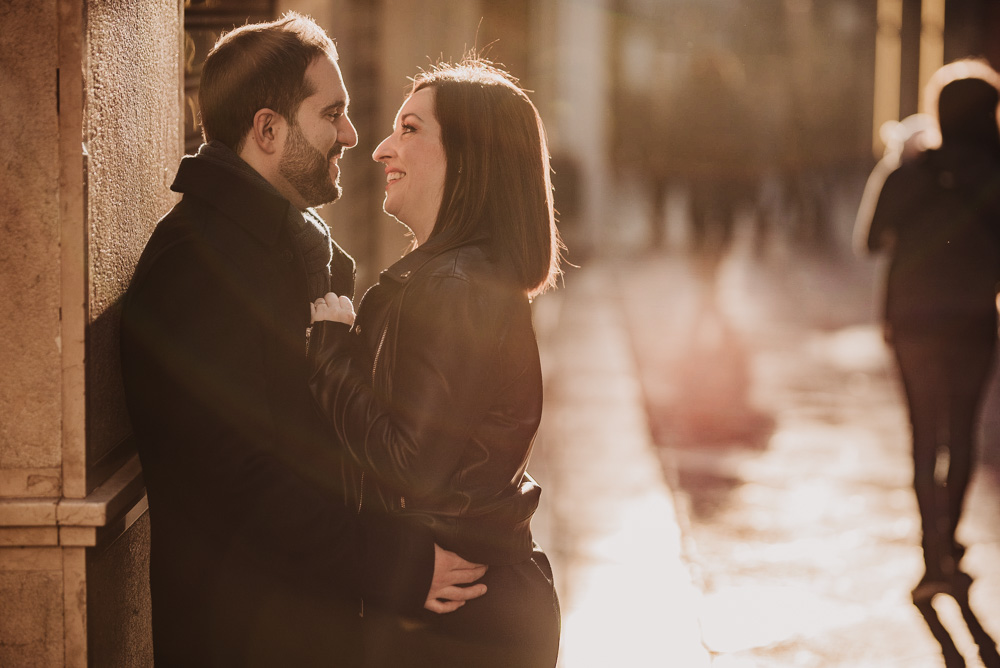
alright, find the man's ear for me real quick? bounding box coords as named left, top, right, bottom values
left=249, top=108, right=286, bottom=155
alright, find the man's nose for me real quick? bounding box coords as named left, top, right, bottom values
left=339, top=116, right=359, bottom=149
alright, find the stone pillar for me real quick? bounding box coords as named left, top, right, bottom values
left=0, top=0, right=182, bottom=665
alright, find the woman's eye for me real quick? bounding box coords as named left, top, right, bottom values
left=401, top=124, right=416, bottom=134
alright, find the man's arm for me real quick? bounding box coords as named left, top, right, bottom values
left=359, top=512, right=487, bottom=613
left=426, top=545, right=488, bottom=613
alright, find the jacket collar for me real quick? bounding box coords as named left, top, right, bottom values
left=378, top=245, right=442, bottom=288
left=378, top=237, right=490, bottom=288
left=171, top=155, right=291, bottom=246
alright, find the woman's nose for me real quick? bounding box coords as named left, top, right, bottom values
left=372, top=135, right=392, bottom=162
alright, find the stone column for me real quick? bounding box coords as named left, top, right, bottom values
left=0, top=0, right=183, bottom=665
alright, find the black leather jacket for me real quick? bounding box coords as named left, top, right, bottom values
left=310, top=242, right=543, bottom=565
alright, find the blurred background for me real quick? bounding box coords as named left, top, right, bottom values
left=3, top=0, right=1000, bottom=666
left=180, top=0, right=1000, bottom=283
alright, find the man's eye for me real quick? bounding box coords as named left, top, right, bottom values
left=328, top=113, right=342, bottom=122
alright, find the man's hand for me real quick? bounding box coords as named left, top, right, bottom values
left=425, top=544, right=487, bottom=614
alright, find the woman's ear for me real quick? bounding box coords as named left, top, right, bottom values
left=249, top=108, right=286, bottom=155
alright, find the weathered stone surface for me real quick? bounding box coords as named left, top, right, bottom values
left=0, top=0, right=63, bottom=474
left=84, top=0, right=182, bottom=473
left=0, top=558, right=64, bottom=667
left=87, top=513, right=152, bottom=667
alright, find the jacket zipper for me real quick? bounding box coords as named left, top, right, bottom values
left=365, top=322, right=405, bottom=511
left=358, top=322, right=390, bottom=515
left=356, top=323, right=391, bottom=621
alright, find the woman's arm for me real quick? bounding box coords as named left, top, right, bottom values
left=310, top=273, right=497, bottom=501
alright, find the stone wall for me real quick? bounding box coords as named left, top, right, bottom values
left=84, top=0, right=183, bottom=489
left=0, top=0, right=181, bottom=664
left=0, top=0, right=63, bottom=500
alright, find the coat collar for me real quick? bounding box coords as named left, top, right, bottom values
left=171, top=155, right=291, bottom=246
left=378, top=245, right=442, bottom=287
left=377, top=237, right=489, bottom=288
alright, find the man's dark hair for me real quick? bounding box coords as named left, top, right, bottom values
left=199, top=12, right=337, bottom=152
left=412, top=57, right=563, bottom=298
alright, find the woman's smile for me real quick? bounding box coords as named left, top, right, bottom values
left=385, top=169, right=404, bottom=187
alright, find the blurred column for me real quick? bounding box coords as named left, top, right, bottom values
left=552, top=0, right=612, bottom=254
left=480, top=0, right=533, bottom=90
left=899, top=0, right=922, bottom=119
left=919, top=0, right=945, bottom=112
left=944, top=0, right=1000, bottom=69
left=873, top=0, right=903, bottom=156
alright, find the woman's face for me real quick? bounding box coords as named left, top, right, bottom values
left=372, top=87, right=447, bottom=245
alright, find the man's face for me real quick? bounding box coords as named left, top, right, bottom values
left=278, top=55, right=358, bottom=209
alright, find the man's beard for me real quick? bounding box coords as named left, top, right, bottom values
left=279, top=121, right=342, bottom=208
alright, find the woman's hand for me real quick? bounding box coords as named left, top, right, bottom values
left=310, top=293, right=356, bottom=326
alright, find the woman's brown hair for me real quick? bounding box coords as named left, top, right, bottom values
left=412, top=57, right=562, bottom=297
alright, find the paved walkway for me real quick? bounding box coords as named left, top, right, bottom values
left=531, top=241, right=1000, bottom=667
left=531, top=264, right=710, bottom=667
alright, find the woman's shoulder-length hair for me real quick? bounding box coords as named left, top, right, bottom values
left=412, top=56, right=562, bottom=298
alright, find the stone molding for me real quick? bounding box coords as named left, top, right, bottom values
left=0, top=455, right=146, bottom=548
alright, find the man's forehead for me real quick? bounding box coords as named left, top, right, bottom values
left=305, top=55, right=349, bottom=105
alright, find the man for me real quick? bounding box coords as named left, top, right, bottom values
left=120, top=13, right=484, bottom=667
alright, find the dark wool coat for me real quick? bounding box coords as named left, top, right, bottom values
left=120, top=155, right=433, bottom=667
left=868, top=143, right=1000, bottom=334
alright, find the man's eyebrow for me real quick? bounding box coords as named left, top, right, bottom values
left=320, top=99, right=348, bottom=114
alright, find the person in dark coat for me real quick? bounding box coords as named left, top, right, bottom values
left=119, top=14, right=485, bottom=667
left=858, top=59, right=1000, bottom=602
left=668, top=50, right=758, bottom=280
left=309, top=58, right=562, bottom=667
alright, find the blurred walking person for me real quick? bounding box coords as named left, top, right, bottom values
left=857, top=59, right=1000, bottom=602
left=669, top=50, right=758, bottom=284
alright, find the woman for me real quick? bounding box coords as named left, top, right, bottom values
left=309, top=57, right=562, bottom=666
left=860, top=59, right=1000, bottom=602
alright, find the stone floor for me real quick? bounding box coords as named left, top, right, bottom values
left=530, top=232, right=1000, bottom=667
